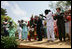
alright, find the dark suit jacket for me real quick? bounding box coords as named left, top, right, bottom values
left=53, top=13, right=65, bottom=25
left=37, top=18, right=42, bottom=30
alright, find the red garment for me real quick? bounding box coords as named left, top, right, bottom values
left=28, top=20, right=37, bottom=41
left=31, top=17, right=34, bottom=21
left=54, top=27, right=59, bottom=37
left=28, top=21, right=29, bottom=24
left=66, top=15, right=71, bottom=21
left=28, top=21, right=30, bottom=26
left=54, top=20, right=59, bottom=37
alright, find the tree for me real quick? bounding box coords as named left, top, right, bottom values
left=1, top=8, right=7, bottom=16
left=55, top=1, right=71, bottom=10
left=48, top=1, right=71, bottom=13
left=1, top=8, right=7, bottom=24
left=56, top=1, right=71, bottom=6
left=1, top=8, right=17, bottom=35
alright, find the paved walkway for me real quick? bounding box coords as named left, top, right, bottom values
left=16, top=38, right=71, bottom=48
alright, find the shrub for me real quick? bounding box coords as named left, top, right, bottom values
left=1, top=36, right=18, bottom=48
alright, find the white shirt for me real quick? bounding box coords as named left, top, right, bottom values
left=17, top=25, right=22, bottom=33
left=45, top=12, right=54, bottom=26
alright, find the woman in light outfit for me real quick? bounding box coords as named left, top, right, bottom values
left=21, top=20, right=28, bottom=41
left=17, top=20, right=22, bottom=40
left=8, top=21, right=16, bottom=37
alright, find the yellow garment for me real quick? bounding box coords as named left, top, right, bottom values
left=34, top=31, right=37, bottom=35
left=44, top=20, right=46, bottom=25
left=28, top=31, right=30, bottom=35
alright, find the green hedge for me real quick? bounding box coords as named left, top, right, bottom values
left=1, top=36, right=18, bottom=48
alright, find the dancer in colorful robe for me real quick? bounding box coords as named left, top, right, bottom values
left=22, top=21, right=28, bottom=41
left=27, top=21, right=31, bottom=41
left=33, top=16, right=38, bottom=40
left=8, top=21, right=16, bottom=37
left=21, top=20, right=28, bottom=41
left=28, top=16, right=37, bottom=41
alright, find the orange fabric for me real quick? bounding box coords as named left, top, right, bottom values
left=54, top=27, right=59, bottom=37
left=67, top=16, right=71, bottom=21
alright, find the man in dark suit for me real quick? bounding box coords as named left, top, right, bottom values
left=53, top=7, right=66, bottom=42
left=36, top=16, right=43, bottom=41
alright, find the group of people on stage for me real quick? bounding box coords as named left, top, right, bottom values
left=2, top=19, right=16, bottom=37
left=2, top=6, right=71, bottom=42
